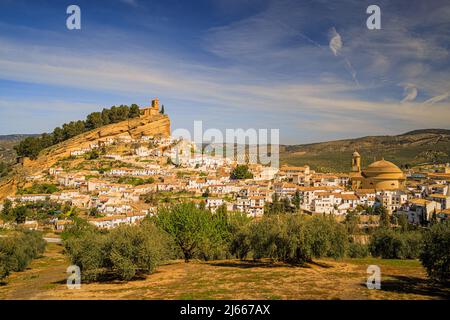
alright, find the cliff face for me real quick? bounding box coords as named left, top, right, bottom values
left=0, top=113, right=170, bottom=200
left=27, top=114, right=170, bottom=174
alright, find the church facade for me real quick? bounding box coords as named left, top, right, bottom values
left=350, top=151, right=406, bottom=190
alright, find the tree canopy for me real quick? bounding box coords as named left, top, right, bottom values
left=230, top=165, right=253, bottom=180
left=14, top=104, right=142, bottom=159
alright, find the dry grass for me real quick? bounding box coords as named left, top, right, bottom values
left=0, top=243, right=448, bottom=300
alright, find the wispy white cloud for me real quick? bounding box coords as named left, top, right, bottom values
left=400, top=83, right=418, bottom=103
left=329, top=27, right=342, bottom=56
left=328, top=27, right=359, bottom=86
left=1, top=0, right=450, bottom=142
left=423, top=92, right=450, bottom=105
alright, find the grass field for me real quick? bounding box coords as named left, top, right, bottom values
left=0, top=243, right=448, bottom=300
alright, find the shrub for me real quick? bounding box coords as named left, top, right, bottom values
left=246, top=215, right=348, bottom=264
left=17, top=183, right=59, bottom=195
left=197, top=210, right=231, bottom=261
left=61, top=216, right=97, bottom=241
left=105, top=224, right=170, bottom=280
left=420, top=222, right=450, bottom=283
left=369, top=228, right=402, bottom=259
left=63, top=218, right=174, bottom=281
left=249, top=215, right=284, bottom=260
left=64, top=230, right=107, bottom=281
left=230, top=165, right=253, bottom=180
left=347, top=242, right=369, bottom=258
left=228, top=212, right=252, bottom=260
left=64, top=222, right=170, bottom=281
left=0, top=229, right=46, bottom=280
left=369, top=228, right=422, bottom=259
left=306, top=215, right=348, bottom=260
left=401, top=231, right=423, bottom=259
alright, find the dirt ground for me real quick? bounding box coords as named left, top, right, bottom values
left=0, top=243, right=448, bottom=300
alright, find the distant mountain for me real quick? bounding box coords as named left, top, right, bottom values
left=0, top=134, right=37, bottom=141
left=2, top=129, right=450, bottom=173
left=0, top=134, right=37, bottom=163
left=280, top=129, right=450, bottom=172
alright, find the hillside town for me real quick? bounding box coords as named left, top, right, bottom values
left=1, top=100, right=449, bottom=232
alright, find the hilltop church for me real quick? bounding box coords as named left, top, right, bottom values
left=141, top=98, right=162, bottom=116
left=349, top=151, right=406, bottom=190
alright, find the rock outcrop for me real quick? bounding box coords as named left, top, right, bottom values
left=0, top=113, right=170, bottom=200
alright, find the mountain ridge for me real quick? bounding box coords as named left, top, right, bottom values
left=280, top=129, right=450, bottom=172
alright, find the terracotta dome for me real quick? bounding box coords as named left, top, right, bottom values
left=351, top=154, right=406, bottom=190
left=364, top=159, right=402, bottom=174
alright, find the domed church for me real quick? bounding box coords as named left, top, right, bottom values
left=349, top=151, right=406, bottom=190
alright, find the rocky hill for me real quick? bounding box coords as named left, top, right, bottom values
left=0, top=113, right=170, bottom=200
left=280, top=129, right=450, bottom=172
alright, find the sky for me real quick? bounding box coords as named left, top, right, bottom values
left=0, top=0, right=449, bottom=144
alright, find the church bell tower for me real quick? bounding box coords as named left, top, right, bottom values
left=352, top=151, right=361, bottom=173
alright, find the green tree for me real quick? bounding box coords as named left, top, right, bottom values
left=89, top=207, right=99, bottom=217
left=248, top=215, right=348, bottom=263
left=230, top=165, right=253, bottom=180
left=228, top=211, right=252, bottom=260
left=0, top=230, right=46, bottom=280
left=345, top=211, right=361, bottom=235
left=155, top=202, right=226, bottom=262
left=266, top=193, right=283, bottom=215
left=63, top=222, right=171, bottom=281
left=160, top=104, right=165, bottom=114
left=293, top=191, right=301, bottom=211
left=398, top=213, right=409, bottom=232
left=420, top=221, right=450, bottom=283
left=64, top=230, right=107, bottom=281
left=105, top=224, right=170, bottom=280
left=282, top=197, right=292, bottom=213
left=13, top=136, right=42, bottom=159
left=129, top=104, right=140, bottom=118
left=1, top=199, right=13, bottom=221
left=52, top=127, right=65, bottom=144
left=369, top=228, right=422, bottom=259
left=202, top=188, right=210, bottom=198
left=0, top=161, right=8, bottom=177
left=347, top=242, right=369, bottom=258
left=85, top=150, right=100, bottom=160
left=101, top=108, right=111, bottom=125
left=376, top=205, right=390, bottom=228
left=62, top=121, right=85, bottom=140
left=39, top=133, right=54, bottom=149
left=86, top=112, right=104, bottom=130
left=13, top=206, right=29, bottom=224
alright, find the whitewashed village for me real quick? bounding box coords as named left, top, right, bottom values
left=1, top=100, right=449, bottom=232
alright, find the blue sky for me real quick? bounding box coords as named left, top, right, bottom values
left=0, top=0, right=449, bottom=143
